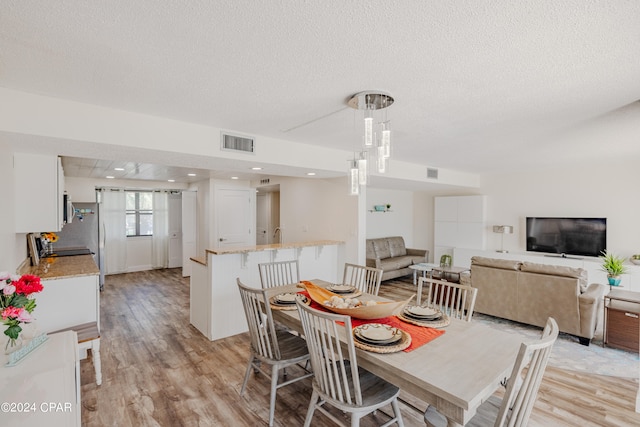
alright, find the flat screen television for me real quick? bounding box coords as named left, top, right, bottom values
left=526, top=217, right=606, bottom=258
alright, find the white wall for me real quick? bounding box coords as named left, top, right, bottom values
left=0, top=88, right=481, bottom=190
left=188, top=179, right=209, bottom=255
left=481, top=158, right=640, bottom=259
left=279, top=176, right=358, bottom=263
left=0, top=139, right=18, bottom=271
left=125, top=236, right=153, bottom=272
left=413, top=192, right=433, bottom=262
left=366, top=188, right=414, bottom=245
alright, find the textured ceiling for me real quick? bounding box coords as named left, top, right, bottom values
left=1, top=0, right=639, bottom=184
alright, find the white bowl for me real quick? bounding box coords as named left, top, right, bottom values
left=630, top=257, right=640, bottom=265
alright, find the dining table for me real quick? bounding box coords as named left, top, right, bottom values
left=268, top=279, right=523, bottom=426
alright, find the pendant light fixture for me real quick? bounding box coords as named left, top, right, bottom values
left=347, top=91, right=394, bottom=194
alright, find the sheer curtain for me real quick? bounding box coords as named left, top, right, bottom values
left=152, top=191, right=169, bottom=269
left=100, top=189, right=127, bottom=274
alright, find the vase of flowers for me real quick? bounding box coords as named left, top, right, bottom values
left=41, top=232, right=58, bottom=255
left=0, top=273, right=44, bottom=353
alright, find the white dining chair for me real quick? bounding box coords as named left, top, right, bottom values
left=343, top=263, right=383, bottom=296
left=424, top=317, right=559, bottom=427
left=295, top=299, right=404, bottom=427
left=237, top=279, right=312, bottom=427
left=258, top=260, right=300, bottom=288
left=418, top=277, right=478, bottom=321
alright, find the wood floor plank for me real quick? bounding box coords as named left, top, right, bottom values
left=79, top=269, right=640, bottom=426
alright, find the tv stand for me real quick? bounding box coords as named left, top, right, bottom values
left=544, top=253, right=584, bottom=260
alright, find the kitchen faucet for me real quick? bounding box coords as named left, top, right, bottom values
left=273, top=227, right=283, bottom=244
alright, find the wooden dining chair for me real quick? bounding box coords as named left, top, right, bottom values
left=424, top=317, right=559, bottom=427
left=258, top=260, right=300, bottom=288
left=237, top=279, right=312, bottom=427
left=343, top=263, right=383, bottom=295
left=295, top=299, right=404, bottom=427
left=418, top=277, right=478, bottom=322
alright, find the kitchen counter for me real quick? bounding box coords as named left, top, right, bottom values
left=190, top=239, right=344, bottom=340
left=18, top=254, right=99, bottom=280
left=191, top=240, right=344, bottom=265
left=18, top=254, right=101, bottom=333
left=207, top=239, right=343, bottom=254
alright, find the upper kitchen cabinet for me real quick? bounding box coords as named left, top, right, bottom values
left=14, top=153, right=65, bottom=233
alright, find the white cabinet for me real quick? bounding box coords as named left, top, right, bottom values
left=35, top=274, right=100, bottom=333
left=14, top=153, right=65, bottom=232
left=434, top=195, right=486, bottom=263
left=0, top=331, right=81, bottom=427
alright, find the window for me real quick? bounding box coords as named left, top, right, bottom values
left=126, top=191, right=153, bottom=236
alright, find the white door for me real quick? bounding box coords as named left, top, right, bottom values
left=217, top=188, right=253, bottom=247
left=182, top=191, right=197, bottom=277
left=168, top=193, right=182, bottom=268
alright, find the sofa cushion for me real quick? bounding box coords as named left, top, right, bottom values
left=372, top=239, right=392, bottom=259
left=379, top=256, right=413, bottom=271
left=520, top=262, right=588, bottom=290
left=387, top=236, right=407, bottom=257
left=471, top=256, right=521, bottom=271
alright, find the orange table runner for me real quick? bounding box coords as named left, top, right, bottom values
left=298, top=290, right=445, bottom=352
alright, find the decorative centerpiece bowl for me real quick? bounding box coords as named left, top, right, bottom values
left=302, top=281, right=411, bottom=320
left=631, top=255, right=640, bottom=265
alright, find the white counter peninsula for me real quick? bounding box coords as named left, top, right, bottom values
left=190, top=240, right=344, bottom=340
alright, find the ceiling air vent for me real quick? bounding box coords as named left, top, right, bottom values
left=427, top=168, right=439, bottom=179
left=221, top=133, right=255, bottom=154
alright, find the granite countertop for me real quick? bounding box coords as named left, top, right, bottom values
left=189, top=239, right=344, bottom=265
left=205, top=240, right=344, bottom=255
left=18, top=254, right=100, bottom=280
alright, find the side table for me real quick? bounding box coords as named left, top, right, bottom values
left=604, top=288, right=640, bottom=352
left=409, top=263, right=439, bottom=286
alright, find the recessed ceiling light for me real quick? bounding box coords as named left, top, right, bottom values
left=306, top=172, right=316, bottom=176
left=251, top=167, right=263, bottom=170
left=231, top=176, right=239, bottom=180
left=106, top=176, right=115, bottom=179
left=187, top=173, right=196, bottom=177
left=168, top=179, right=175, bottom=183
left=114, top=167, right=125, bottom=171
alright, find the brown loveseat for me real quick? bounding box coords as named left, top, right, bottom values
left=470, top=256, right=607, bottom=345
left=366, top=236, right=428, bottom=281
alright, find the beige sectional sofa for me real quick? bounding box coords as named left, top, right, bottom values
left=366, top=236, right=428, bottom=281
left=470, top=256, right=607, bottom=345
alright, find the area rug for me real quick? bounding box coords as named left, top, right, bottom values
left=472, top=312, right=639, bottom=379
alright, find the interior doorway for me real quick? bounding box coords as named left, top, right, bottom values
left=256, top=185, right=280, bottom=245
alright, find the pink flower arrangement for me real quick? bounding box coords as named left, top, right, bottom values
left=0, top=272, right=43, bottom=349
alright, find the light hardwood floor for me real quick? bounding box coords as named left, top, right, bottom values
left=80, top=269, right=640, bottom=426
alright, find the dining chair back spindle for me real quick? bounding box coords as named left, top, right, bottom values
left=258, top=260, right=300, bottom=288
left=237, top=279, right=312, bottom=427
left=296, top=299, right=404, bottom=427
left=424, top=317, right=559, bottom=427
left=343, top=263, right=383, bottom=296
left=418, top=277, right=478, bottom=322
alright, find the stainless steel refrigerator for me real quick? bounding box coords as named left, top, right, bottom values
left=53, top=202, right=105, bottom=290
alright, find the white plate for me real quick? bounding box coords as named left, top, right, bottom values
left=329, top=284, right=356, bottom=293
left=276, top=293, right=297, bottom=303
left=407, top=306, right=438, bottom=317
left=357, top=324, right=396, bottom=341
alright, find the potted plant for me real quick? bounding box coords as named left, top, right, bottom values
left=600, top=251, right=627, bottom=286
